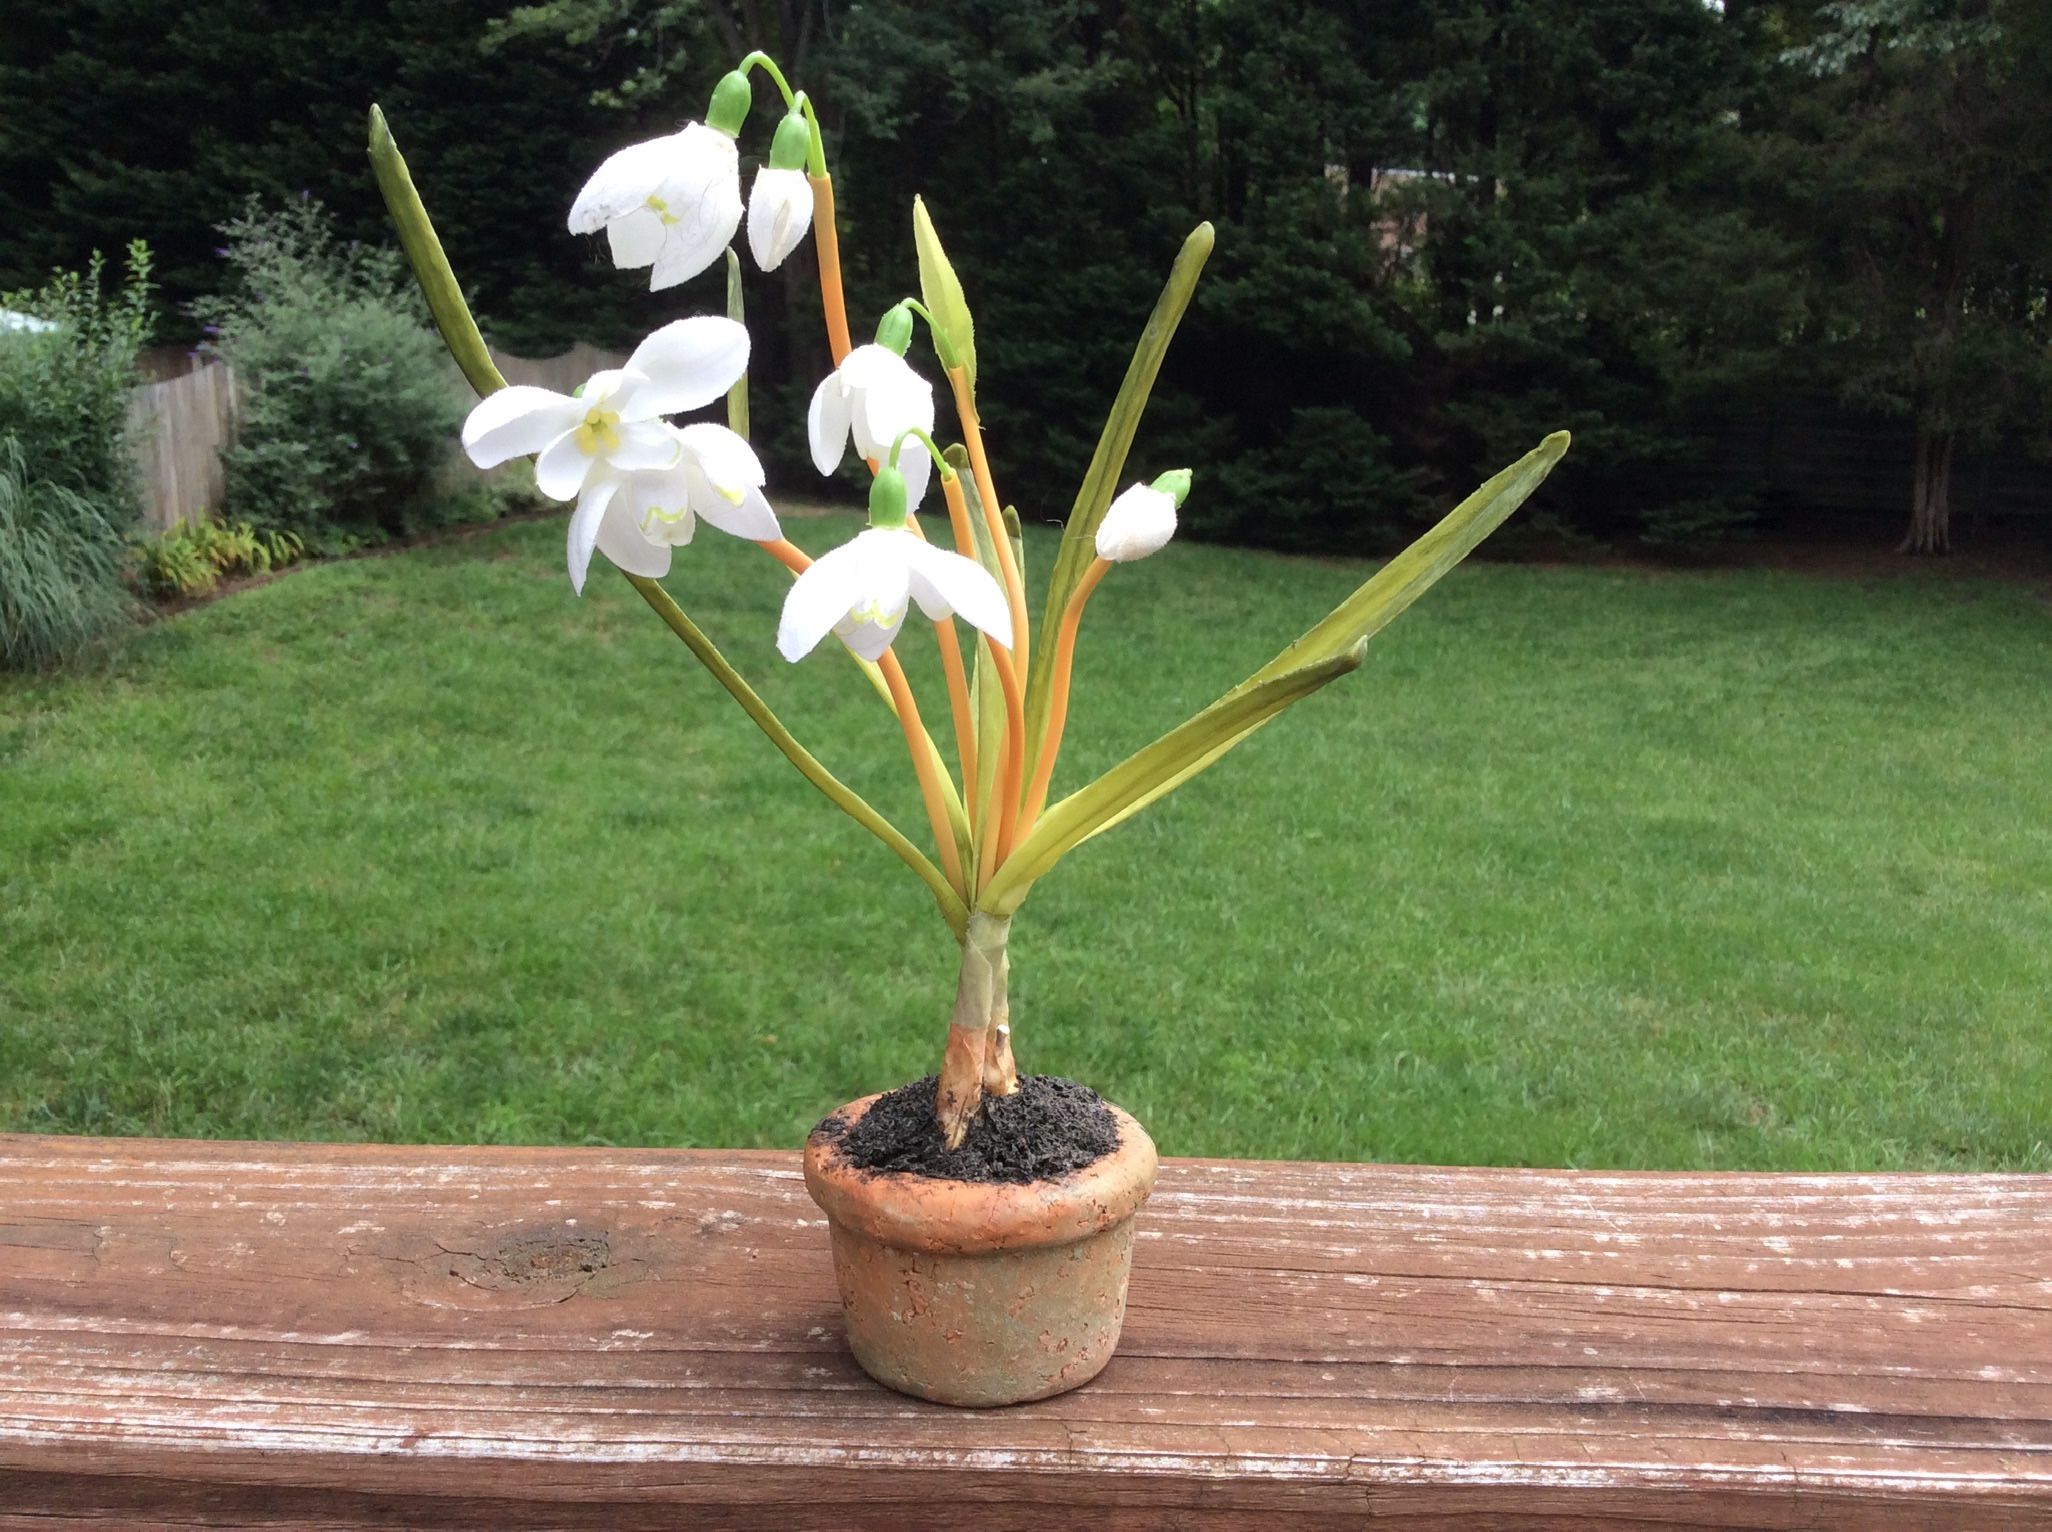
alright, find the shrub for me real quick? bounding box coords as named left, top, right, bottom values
left=0, top=437, right=134, bottom=668
left=132, top=514, right=305, bottom=600
left=0, top=244, right=153, bottom=668
left=197, top=200, right=464, bottom=552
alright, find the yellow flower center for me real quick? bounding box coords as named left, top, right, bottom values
left=645, top=193, right=681, bottom=229
left=574, top=406, right=622, bottom=456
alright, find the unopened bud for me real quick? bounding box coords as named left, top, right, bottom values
left=706, top=71, right=753, bottom=138
left=875, top=302, right=914, bottom=357
left=868, top=464, right=910, bottom=529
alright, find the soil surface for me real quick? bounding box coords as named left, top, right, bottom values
left=819, top=1075, right=1120, bottom=1185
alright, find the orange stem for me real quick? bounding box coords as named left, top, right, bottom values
left=939, top=469, right=978, bottom=560
left=1020, top=557, right=1110, bottom=839
left=934, top=619, right=978, bottom=824
left=809, top=174, right=853, bottom=367
left=978, top=642, right=1027, bottom=891
left=761, top=537, right=813, bottom=575
left=947, top=367, right=1029, bottom=686
left=879, top=653, right=967, bottom=899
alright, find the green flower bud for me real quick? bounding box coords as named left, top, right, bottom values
left=768, top=110, right=812, bottom=172
left=706, top=70, right=753, bottom=138
left=868, top=464, right=910, bottom=529
left=1150, top=468, right=1193, bottom=507
left=874, top=302, right=914, bottom=357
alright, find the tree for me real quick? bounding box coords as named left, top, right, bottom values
left=1776, top=0, right=2052, bottom=552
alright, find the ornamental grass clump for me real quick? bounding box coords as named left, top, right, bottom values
left=369, top=54, right=1568, bottom=1150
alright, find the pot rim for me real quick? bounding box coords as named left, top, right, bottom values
left=803, top=1090, right=1158, bottom=1256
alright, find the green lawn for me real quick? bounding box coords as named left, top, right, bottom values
left=4, top=515, right=2049, bottom=1170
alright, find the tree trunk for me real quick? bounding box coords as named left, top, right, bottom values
left=1899, top=426, right=1955, bottom=555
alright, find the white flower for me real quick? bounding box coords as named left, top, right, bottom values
left=777, top=527, right=1012, bottom=663
left=807, top=345, right=937, bottom=511
left=747, top=166, right=814, bottom=272
left=459, top=317, right=751, bottom=591
left=1095, top=480, right=1181, bottom=563
left=568, top=124, right=743, bottom=292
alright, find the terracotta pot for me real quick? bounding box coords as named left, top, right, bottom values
left=803, top=1091, right=1158, bottom=1408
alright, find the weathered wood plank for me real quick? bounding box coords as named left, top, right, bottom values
left=0, top=1135, right=2044, bottom=1528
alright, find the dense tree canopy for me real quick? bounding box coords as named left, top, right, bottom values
left=3, top=0, right=2046, bottom=552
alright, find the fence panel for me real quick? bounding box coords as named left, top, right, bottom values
left=128, top=362, right=238, bottom=531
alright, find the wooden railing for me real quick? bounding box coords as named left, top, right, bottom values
left=0, top=1134, right=2045, bottom=1527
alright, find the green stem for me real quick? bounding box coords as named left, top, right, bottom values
left=896, top=298, right=960, bottom=370
left=888, top=426, right=955, bottom=479
left=739, top=52, right=797, bottom=109
left=624, top=573, right=968, bottom=937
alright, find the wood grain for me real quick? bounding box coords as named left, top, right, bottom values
left=0, top=1135, right=2044, bottom=1529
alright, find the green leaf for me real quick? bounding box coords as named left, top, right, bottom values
left=626, top=575, right=968, bottom=938
left=1240, top=431, right=1571, bottom=689
left=980, top=644, right=1366, bottom=917
left=1024, top=223, right=1213, bottom=764
left=982, top=430, right=1571, bottom=917
left=912, top=196, right=976, bottom=386
left=724, top=248, right=748, bottom=438
left=949, top=446, right=1008, bottom=839
left=366, top=106, right=504, bottom=400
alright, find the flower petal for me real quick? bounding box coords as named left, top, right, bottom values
left=695, top=484, right=782, bottom=542
left=807, top=372, right=851, bottom=476
left=1095, top=483, right=1178, bottom=561
left=605, top=207, right=666, bottom=269
left=747, top=166, right=814, bottom=272
left=566, top=475, right=622, bottom=594
left=647, top=127, right=743, bottom=290
left=676, top=422, right=764, bottom=497
left=900, top=443, right=933, bottom=513
left=533, top=428, right=592, bottom=502
left=594, top=494, right=673, bottom=579
left=609, top=420, right=685, bottom=473
left=852, top=366, right=934, bottom=462
left=460, top=386, right=582, bottom=468
left=836, top=607, right=906, bottom=662
left=568, top=134, right=685, bottom=235
left=617, top=317, right=749, bottom=419
left=777, top=540, right=874, bottom=662
left=905, top=537, right=1012, bottom=646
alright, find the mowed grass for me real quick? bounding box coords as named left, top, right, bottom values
left=3, top=515, right=2049, bottom=1170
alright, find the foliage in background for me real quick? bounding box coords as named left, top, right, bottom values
left=3, top=2, right=2049, bottom=551
left=0, top=244, right=153, bottom=668
left=197, top=199, right=465, bottom=553
left=131, top=514, right=305, bottom=600
left=0, top=437, right=133, bottom=669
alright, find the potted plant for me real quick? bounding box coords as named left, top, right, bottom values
left=367, top=53, right=1566, bottom=1409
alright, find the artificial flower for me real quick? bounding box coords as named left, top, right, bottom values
left=459, top=317, right=751, bottom=590
left=747, top=109, right=816, bottom=272
left=778, top=526, right=1011, bottom=663
left=568, top=124, right=743, bottom=292
left=807, top=344, right=936, bottom=510
left=1095, top=470, right=1190, bottom=562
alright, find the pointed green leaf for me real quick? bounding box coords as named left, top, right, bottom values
left=724, top=248, right=748, bottom=438
left=1025, top=223, right=1213, bottom=763
left=626, top=575, right=967, bottom=937
left=1241, top=431, right=1570, bottom=690
left=981, top=431, right=1571, bottom=917
left=367, top=106, right=504, bottom=399
left=980, top=644, right=1365, bottom=916
left=912, top=196, right=975, bottom=386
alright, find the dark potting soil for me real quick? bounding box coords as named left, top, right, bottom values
left=819, top=1075, right=1120, bottom=1185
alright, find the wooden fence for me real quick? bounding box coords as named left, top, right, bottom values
left=0, top=1132, right=2046, bottom=1526
left=127, top=362, right=238, bottom=532
left=126, top=346, right=627, bottom=532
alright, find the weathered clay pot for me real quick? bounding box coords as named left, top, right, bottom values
left=802, top=1091, right=1158, bottom=1408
